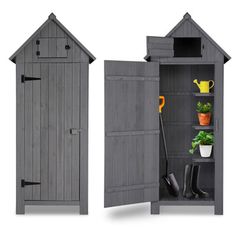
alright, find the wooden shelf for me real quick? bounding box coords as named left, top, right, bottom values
left=193, top=92, right=214, bottom=97
left=192, top=158, right=214, bottom=163
left=192, top=125, right=214, bottom=130
left=159, top=188, right=214, bottom=206
left=161, top=92, right=192, bottom=96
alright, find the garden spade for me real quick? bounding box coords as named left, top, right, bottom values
left=159, top=96, right=180, bottom=197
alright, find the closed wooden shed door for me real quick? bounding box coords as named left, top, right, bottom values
left=105, top=61, right=160, bottom=207
left=22, top=62, right=81, bottom=201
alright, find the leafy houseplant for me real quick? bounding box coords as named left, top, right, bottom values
left=196, top=102, right=212, bottom=126
left=189, top=131, right=214, bottom=157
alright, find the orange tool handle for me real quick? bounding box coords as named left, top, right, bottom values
left=159, top=96, right=165, bottom=113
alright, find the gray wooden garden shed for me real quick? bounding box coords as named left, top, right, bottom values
left=104, top=13, right=230, bottom=214
left=10, top=13, right=95, bottom=214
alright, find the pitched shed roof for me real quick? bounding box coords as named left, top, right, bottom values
left=9, top=13, right=96, bottom=63
left=166, top=13, right=231, bottom=63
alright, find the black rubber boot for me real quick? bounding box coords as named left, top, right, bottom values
left=191, top=165, right=209, bottom=198
left=183, top=164, right=198, bottom=199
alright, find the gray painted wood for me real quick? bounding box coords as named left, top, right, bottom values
left=105, top=61, right=160, bottom=208
left=56, top=63, right=65, bottom=201
left=80, top=63, right=89, bottom=214
left=57, top=38, right=67, bottom=57
left=48, top=63, right=57, bottom=200
left=40, top=63, right=49, bottom=200
left=16, top=53, right=25, bottom=214
left=32, top=63, right=41, bottom=200
left=72, top=63, right=80, bottom=200
left=165, top=13, right=230, bottom=62
left=12, top=14, right=93, bottom=214
left=24, top=63, right=33, bottom=200
left=25, top=200, right=80, bottom=205
left=214, top=62, right=224, bottom=215
left=65, top=63, right=73, bottom=200
left=159, top=65, right=215, bottom=193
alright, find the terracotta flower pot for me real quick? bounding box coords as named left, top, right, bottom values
left=198, top=112, right=211, bottom=126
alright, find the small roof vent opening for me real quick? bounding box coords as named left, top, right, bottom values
left=174, top=37, right=202, bottom=57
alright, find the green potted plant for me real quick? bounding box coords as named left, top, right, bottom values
left=189, top=131, right=214, bottom=157
left=196, top=102, right=212, bottom=126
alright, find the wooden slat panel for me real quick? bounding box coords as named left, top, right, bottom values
left=40, top=63, right=49, bottom=200
left=64, top=63, right=73, bottom=200
left=72, top=63, right=80, bottom=200
left=49, top=38, right=57, bottom=57
left=48, top=21, right=57, bottom=37
left=57, top=38, right=67, bottom=57
left=72, top=41, right=81, bottom=62
left=105, top=61, right=160, bottom=208
left=24, top=42, right=33, bottom=63
left=214, top=62, right=224, bottom=214
left=38, top=39, right=49, bottom=58
left=56, top=24, right=65, bottom=37
left=148, top=49, right=174, bottom=57
left=106, top=76, right=159, bottom=81
left=24, top=63, right=33, bottom=200
left=106, top=79, right=159, bottom=132
left=147, top=37, right=173, bottom=44
left=56, top=63, right=65, bottom=200
left=79, top=63, right=89, bottom=214
left=148, top=43, right=173, bottom=50
left=106, top=130, right=159, bottom=137
left=32, top=63, right=41, bottom=200
left=16, top=54, right=25, bottom=213
left=107, top=183, right=159, bottom=193
left=40, top=23, right=49, bottom=37
left=25, top=200, right=80, bottom=205
left=48, top=63, right=57, bottom=200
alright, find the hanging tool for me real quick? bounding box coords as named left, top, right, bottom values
left=159, top=96, right=180, bottom=197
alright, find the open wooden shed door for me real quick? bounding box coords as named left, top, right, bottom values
left=105, top=61, right=160, bottom=207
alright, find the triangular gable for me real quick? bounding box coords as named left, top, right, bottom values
left=166, top=13, right=231, bottom=63
left=9, top=13, right=96, bottom=63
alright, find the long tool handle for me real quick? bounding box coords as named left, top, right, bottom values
left=159, top=96, right=169, bottom=176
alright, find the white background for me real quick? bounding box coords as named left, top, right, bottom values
left=0, top=0, right=235, bottom=235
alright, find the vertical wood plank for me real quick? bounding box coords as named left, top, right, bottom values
left=73, top=41, right=81, bottom=62
left=48, top=21, right=57, bottom=37
left=214, top=62, right=224, bottom=215
left=40, top=23, right=49, bottom=37
left=79, top=63, right=89, bottom=214
left=16, top=52, right=25, bottom=214
left=24, top=63, right=33, bottom=200
left=40, top=63, right=49, bottom=200
left=56, top=24, right=65, bottom=37
left=57, top=63, right=65, bottom=200
left=64, top=63, right=73, bottom=200
left=72, top=63, right=80, bottom=200
left=24, top=42, right=33, bottom=63
left=48, top=63, right=57, bottom=200
left=32, top=63, right=41, bottom=200
left=48, top=21, right=57, bottom=58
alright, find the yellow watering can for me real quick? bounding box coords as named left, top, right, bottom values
left=193, top=79, right=214, bottom=93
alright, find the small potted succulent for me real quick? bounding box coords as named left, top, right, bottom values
left=196, top=102, right=212, bottom=126
left=189, top=131, right=214, bottom=157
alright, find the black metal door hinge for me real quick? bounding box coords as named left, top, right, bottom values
left=36, top=50, right=40, bottom=56
left=21, top=75, right=41, bottom=83
left=21, top=179, right=41, bottom=188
